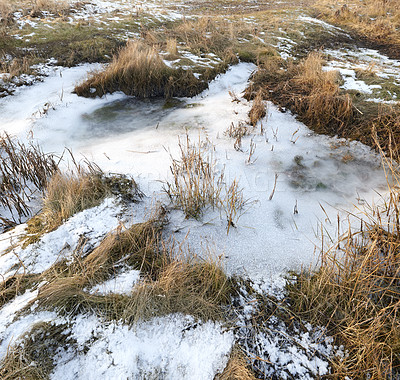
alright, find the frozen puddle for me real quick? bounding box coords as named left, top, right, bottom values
left=0, top=63, right=388, bottom=281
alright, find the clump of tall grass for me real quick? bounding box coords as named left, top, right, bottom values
left=35, top=210, right=231, bottom=322
left=248, top=90, right=266, bottom=127
left=74, top=41, right=206, bottom=99
left=23, top=164, right=142, bottom=246
left=245, top=52, right=358, bottom=137
left=164, top=134, right=224, bottom=219
left=164, top=134, right=248, bottom=230
left=288, top=141, right=400, bottom=379
left=0, top=133, right=58, bottom=229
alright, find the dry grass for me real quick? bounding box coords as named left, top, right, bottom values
left=288, top=143, right=400, bottom=379
left=0, top=322, right=71, bottom=380
left=23, top=165, right=141, bottom=246
left=0, top=0, right=71, bottom=23
left=1, top=56, right=33, bottom=82
left=35, top=212, right=232, bottom=322
left=246, top=52, right=356, bottom=137
left=0, top=273, right=39, bottom=309
left=0, top=0, right=13, bottom=25
left=74, top=41, right=206, bottom=99
left=0, top=220, right=232, bottom=376
left=164, top=134, right=248, bottom=229
left=0, top=133, right=58, bottom=229
left=165, top=37, right=179, bottom=60
left=314, top=0, right=400, bottom=59
left=215, top=346, right=256, bottom=380
left=123, top=252, right=231, bottom=323
left=244, top=51, right=400, bottom=151
left=164, top=134, right=224, bottom=219
left=31, top=0, right=71, bottom=17
left=248, top=89, right=266, bottom=127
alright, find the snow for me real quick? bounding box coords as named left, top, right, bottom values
left=88, top=269, right=141, bottom=295
left=298, top=15, right=350, bottom=36
left=0, top=198, right=124, bottom=279
left=50, top=313, right=233, bottom=380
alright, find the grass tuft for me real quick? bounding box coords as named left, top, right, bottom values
left=288, top=148, right=400, bottom=379
left=23, top=167, right=142, bottom=247
left=164, top=134, right=224, bottom=219
left=248, top=89, right=266, bottom=127
left=0, top=322, right=71, bottom=380
left=35, top=211, right=232, bottom=322
left=0, top=133, right=58, bottom=229
left=74, top=40, right=206, bottom=99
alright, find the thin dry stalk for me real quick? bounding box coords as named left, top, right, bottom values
left=221, top=179, right=247, bottom=234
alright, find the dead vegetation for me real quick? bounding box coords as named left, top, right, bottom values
left=0, top=0, right=72, bottom=22
left=74, top=41, right=207, bottom=99
left=0, top=133, right=58, bottom=230
left=245, top=51, right=400, bottom=153
left=0, top=209, right=234, bottom=376
left=164, top=134, right=248, bottom=230
left=24, top=209, right=232, bottom=323
left=314, top=0, right=400, bottom=59
left=0, top=321, right=71, bottom=380
left=0, top=0, right=13, bottom=25
left=216, top=346, right=256, bottom=380
left=245, top=52, right=356, bottom=136
left=248, top=90, right=266, bottom=127
left=23, top=165, right=142, bottom=247
left=164, top=134, right=224, bottom=219
left=288, top=140, right=400, bottom=379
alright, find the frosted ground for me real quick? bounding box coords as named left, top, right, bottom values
left=0, top=0, right=399, bottom=378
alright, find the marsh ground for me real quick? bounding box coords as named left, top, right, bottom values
left=0, top=0, right=399, bottom=378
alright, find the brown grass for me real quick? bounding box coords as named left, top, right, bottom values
left=215, top=346, right=256, bottom=380
left=164, top=134, right=224, bottom=219
left=23, top=166, right=141, bottom=246
left=245, top=51, right=400, bottom=152
left=0, top=322, right=70, bottom=380
left=0, top=273, right=40, bottom=309
left=35, top=212, right=232, bottom=322
left=288, top=143, right=400, bottom=379
left=165, top=37, right=179, bottom=60
left=0, top=0, right=13, bottom=25
left=164, top=134, right=248, bottom=229
left=246, top=52, right=356, bottom=137
left=74, top=41, right=206, bottom=99
left=123, top=252, right=231, bottom=323
left=248, top=89, right=266, bottom=127
left=314, top=0, right=400, bottom=59
left=31, top=0, right=71, bottom=16
left=0, top=133, right=58, bottom=229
